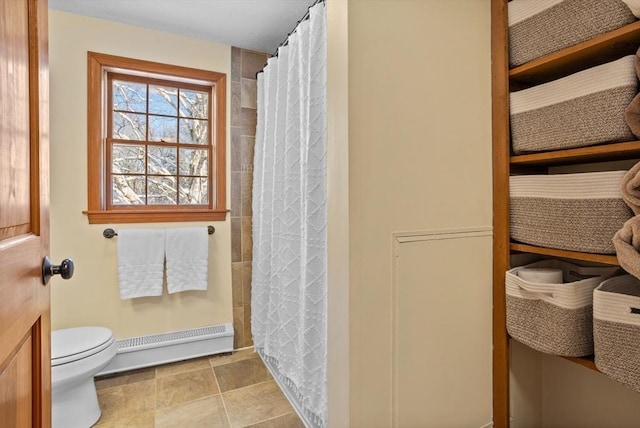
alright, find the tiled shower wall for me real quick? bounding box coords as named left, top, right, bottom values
left=230, top=47, right=268, bottom=349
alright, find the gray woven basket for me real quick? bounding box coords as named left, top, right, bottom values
left=510, top=56, right=637, bottom=155
left=509, top=0, right=634, bottom=68
left=510, top=171, right=633, bottom=254
left=507, top=295, right=594, bottom=356
left=594, top=275, right=640, bottom=392
left=510, top=86, right=636, bottom=154
left=506, top=260, right=617, bottom=357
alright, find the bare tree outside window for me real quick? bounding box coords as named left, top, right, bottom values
left=108, top=76, right=211, bottom=206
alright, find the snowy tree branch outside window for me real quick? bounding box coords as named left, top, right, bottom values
left=108, top=76, right=211, bottom=206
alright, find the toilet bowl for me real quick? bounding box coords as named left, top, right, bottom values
left=52, top=326, right=117, bottom=428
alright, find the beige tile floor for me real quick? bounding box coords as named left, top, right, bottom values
left=93, top=348, right=305, bottom=428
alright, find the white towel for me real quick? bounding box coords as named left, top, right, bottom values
left=117, top=229, right=165, bottom=299
left=165, top=227, right=209, bottom=293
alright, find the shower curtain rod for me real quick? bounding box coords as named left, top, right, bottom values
left=272, top=0, right=325, bottom=57
left=255, top=0, right=325, bottom=77
left=254, top=0, right=325, bottom=78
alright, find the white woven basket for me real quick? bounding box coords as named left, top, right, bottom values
left=594, top=275, right=640, bottom=392
left=507, top=260, right=618, bottom=357
left=510, top=55, right=637, bottom=154
left=510, top=171, right=633, bottom=254
left=508, top=0, right=635, bottom=68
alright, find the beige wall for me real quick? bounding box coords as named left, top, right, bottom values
left=346, top=0, right=492, bottom=426
left=541, top=355, right=640, bottom=427
left=326, top=0, right=350, bottom=426
left=510, top=340, right=543, bottom=428
left=512, top=344, right=640, bottom=427
left=48, top=10, right=232, bottom=339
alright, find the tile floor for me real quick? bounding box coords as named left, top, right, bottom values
left=93, top=348, right=304, bottom=428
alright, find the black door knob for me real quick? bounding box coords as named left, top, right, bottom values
left=42, top=257, right=74, bottom=285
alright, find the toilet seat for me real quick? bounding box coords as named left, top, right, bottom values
left=52, top=326, right=115, bottom=366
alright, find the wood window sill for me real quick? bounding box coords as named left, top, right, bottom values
left=84, top=209, right=228, bottom=224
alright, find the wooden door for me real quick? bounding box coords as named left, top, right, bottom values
left=0, top=0, right=51, bottom=426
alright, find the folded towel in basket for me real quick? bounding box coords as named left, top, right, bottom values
left=165, top=227, right=209, bottom=293
left=613, top=216, right=640, bottom=280
left=621, top=161, right=640, bottom=215
left=117, top=229, right=165, bottom=299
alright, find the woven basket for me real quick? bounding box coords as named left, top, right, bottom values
left=594, top=275, right=640, bottom=392
left=506, top=260, right=618, bottom=357
left=510, top=171, right=633, bottom=254
left=510, top=56, right=637, bottom=154
left=509, top=0, right=635, bottom=68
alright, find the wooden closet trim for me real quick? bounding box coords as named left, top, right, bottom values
left=491, top=0, right=510, bottom=427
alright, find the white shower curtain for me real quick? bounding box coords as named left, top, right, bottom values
left=251, top=2, right=327, bottom=427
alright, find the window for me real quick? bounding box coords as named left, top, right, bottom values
left=85, top=52, right=226, bottom=224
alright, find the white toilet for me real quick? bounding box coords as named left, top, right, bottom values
left=51, top=326, right=117, bottom=428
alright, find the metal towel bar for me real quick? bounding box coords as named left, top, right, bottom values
left=103, top=226, right=215, bottom=239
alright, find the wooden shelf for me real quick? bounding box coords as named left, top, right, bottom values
left=510, top=21, right=640, bottom=86
left=493, top=2, right=637, bottom=425
left=561, top=355, right=599, bottom=372
left=514, top=339, right=600, bottom=372
left=510, top=243, right=620, bottom=266
left=510, top=141, right=640, bottom=166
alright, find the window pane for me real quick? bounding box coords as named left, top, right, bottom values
left=149, top=85, right=178, bottom=116
left=113, top=112, right=147, bottom=140
left=148, top=176, right=177, bottom=205
left=179, top=177, right=208, bottom=205
left=179, top=119, right=208, bottom=144
left=112, top=144, right=145, bottom=174
left=113, top=80, right=146, bottom=112
left=147, top=145, right=177, bottom=175
left=149, top=115, right=177, bottom=142
left=179, top=148, right=208, bottom=176
left=112, top=175, right=145, bottom=205
left=179, top=89, right=208, bottom=119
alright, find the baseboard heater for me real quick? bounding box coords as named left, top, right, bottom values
left=97, top=323, right=234, bottom=376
